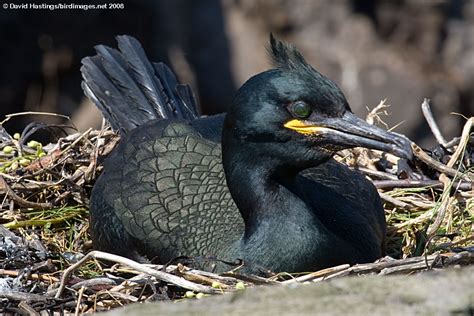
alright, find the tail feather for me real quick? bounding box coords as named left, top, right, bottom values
left=116, top=36, right=172, bottom=118
left=95, top=45, right=161, bottom=123
left=81, top=35, right=200, bottom=133
left=153, top=62, right=199, bottom=120
left=176, top=84, right=200, bottom=119
left=81, top=56, right=138, bottom=132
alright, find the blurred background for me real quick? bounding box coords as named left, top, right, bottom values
left=0, top=0, right=473, bottom=147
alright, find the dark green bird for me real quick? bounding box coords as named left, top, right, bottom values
left=81, top=35, right=412, bottom=274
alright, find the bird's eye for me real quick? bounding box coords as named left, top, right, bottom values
left=289, top=101, right=312, bottom=119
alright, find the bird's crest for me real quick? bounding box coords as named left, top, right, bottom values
left=267, top=34, right=349, bottom=110
left=268, top=34, right=313, bottom=73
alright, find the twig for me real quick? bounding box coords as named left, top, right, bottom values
left=379, top=192, right=410, bottom=209
left=106, top=264, right=242, bottom=285
left=18, top=301, right=40, bottom=316
left=411, top=143, right=470, bottom=181
left=281, top=264, right=350, bottom=284
left=356, top=167, right=399, bottom=180
left=98, top=291, right=139, bottom=303
left=427, top=175, right=455, bottom=236
left=443, top=251, right=474, bottom=265
left=392, top=211, right=433, bottom=229
left=426, top=116, right=473, bottom=237
left=379, top=259, right=436, bottom=275
left=0, top=291, right=52, bottom=302
left=3, top=212, right=83, bottom=229
left=74, top=286, right=85, bottom=316
left=366, top=99, right=390, bottom=128
left=421, top=99, right=447, bottom=147
left=437, top=235, right=474, bottom=250
left=1, top=111, right=72, bottom=125
left=54, top=251, right=220, bottom=299
left=59, top=128, right=93, bottom=156
left=374, top=179, right=471, bottom=190
left=281, top=251, right=474, bottom=283
left=176, top=263, right=231, bottom=289
left=70, top=278, right=116, bottom=290
left=444, top=135, right=474, bottom=149
left=0, top=175, right=53, bottom=209
left=0, top=269, right=59, bottom=283
left=446, top=117, right=473, bottom=169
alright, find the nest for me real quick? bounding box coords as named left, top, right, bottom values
left=0, top=100, right=472, bottom=314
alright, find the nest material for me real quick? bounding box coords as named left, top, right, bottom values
left=0, top=101, right=472, bottom=314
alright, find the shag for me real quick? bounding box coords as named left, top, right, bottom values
left=81, top=35, right=412, bottom=274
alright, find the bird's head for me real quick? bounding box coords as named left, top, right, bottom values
left=223, top=35, right=412, bottom=172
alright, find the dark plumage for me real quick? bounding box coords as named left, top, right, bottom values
left=82, top=35, right=412, bottom=274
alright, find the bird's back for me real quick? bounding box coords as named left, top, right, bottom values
left=90, top=119, right=244, bottom=266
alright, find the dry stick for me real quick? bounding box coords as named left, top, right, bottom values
left=375, top=179, right=440, bottom=189
left=444, top=135, right=474, bottom=149
left=112, top=263, right=249, bottom=285
left=349, top=254, right=439, bottom=274
left=25, top=149, right=63, bottom=172
left=222, top=271, right=274, bottom=285
left=74, top=286, right=85, bottom=316
left=411, top=143, right=470, bottom=182
left=18, top=301, right=40, bottom=316
left=356, top=167, right=399, bottom=180
left=427, top=117, right=473, bottom=236
left=1, top=111, right=72, bottom=125
left=0, top=175, right=53, bottom=209
left=54, top=251, right=220, bottom=299
left=426, top=175, right=455, bottom=236
left=0, top=291, right=51, bottom=302
left=181, top=268, right=246, bottom=284
left=392, top=208, right=436, bottom=229
left=379, top=259, right=437, bottom=275
left=443, top=251, right=474, bottom=265
left=4, top=212, right=82, bottom=229
left=176, top=264, right=231, bottom=289
left=366, top=99, right=390, bottom=128
left=281, top=264, right=350, bottom=285
left=379, top=192, right=410, bottom=209
left=107, top=274, right=150, bottom=293
left=374, top=179, right=472, bottom=190
left=70, top=278, right=116, bottom=290
left=101, top=291, right=139, bottom=304
left=421, top=99, right=448, bottom=147
left=446, top=117, right=473, bottom=169
left=59, top=128, right=92, bottom=156
left=437, top=235, right=474, bottom=249
left=312, top=268, right=352, bottom=282
left=89, top=127, right=104, bottom=182
left=282, top=252, right=471, bottom=285
left=0, top=269, right=59, bottom=283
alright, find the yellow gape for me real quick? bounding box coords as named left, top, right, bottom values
left=284, top=119, right=325, bottom=135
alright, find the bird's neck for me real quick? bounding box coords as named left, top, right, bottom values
left=222, top=142, right=334, bottom=271
left=222, top=140, right=318, bottom=235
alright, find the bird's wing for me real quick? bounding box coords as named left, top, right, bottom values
left=90, top=120, right=243, bottom=263
left=299, top=159, right=386, bottom=255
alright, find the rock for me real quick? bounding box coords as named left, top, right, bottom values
left=105, top=266, right=473, bottom=316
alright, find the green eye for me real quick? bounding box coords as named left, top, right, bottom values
left=290, top=101, right=311, bottom=119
